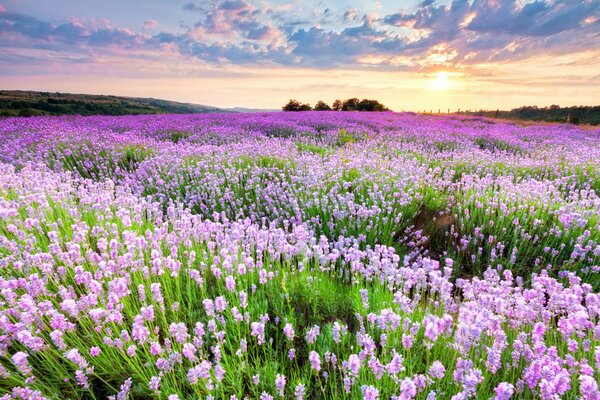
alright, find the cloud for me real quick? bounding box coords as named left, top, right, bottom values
left=343, top=9, right=359, bottom=22
left=0, top=11, right=144, bottom=50
left=287, top=15, right=410, bottom=67
left=185, top=0, right=282, bottom=44
left=460, top=0, right=597, bottom=37
left=182, top=3, right=204, bottom=12
left=384, top=0, right=599, bottom=38
left=381, top=0, right=600, bottom=65
left=0, top=12, right=55, bottom=40
left=143, top=20, right=158, bottom=30
left=0, top=0, right=599, bottom=71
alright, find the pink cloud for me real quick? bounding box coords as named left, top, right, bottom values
left=143, top=20, right=159, bottom=30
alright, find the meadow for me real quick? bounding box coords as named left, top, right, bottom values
left=1, top=111, right=600, bottom=399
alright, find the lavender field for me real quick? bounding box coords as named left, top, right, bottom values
left=1, top=112, right=600, bottom=399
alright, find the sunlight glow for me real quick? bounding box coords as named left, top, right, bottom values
left=432, top=71, right=451, bottom=90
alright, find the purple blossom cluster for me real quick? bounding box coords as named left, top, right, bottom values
left=0, top=112, right=599, bottom=398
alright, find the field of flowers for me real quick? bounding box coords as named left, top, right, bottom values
left=1, top=111, right=600, bottom=399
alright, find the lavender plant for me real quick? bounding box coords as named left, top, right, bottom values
left=0, top=112, right=599, bottom=399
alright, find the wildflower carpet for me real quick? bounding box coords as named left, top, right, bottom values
left=1, top=112, right=599, bottom=399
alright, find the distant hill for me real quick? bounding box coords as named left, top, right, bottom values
left=0, top=90, right=237, bottom=116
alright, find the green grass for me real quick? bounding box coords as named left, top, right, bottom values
left=296, top=142, right=328, bottom=156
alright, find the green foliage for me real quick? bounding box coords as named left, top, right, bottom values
left=341, top=98, right=360, bottom=111
left=449, top=190, right=600, bottom=282
left=282, top=99, right=312, bottom=112
left=313, top=101, right=332, bottom=111
left=462, top=105, right=600, bottom=126
left=341, top=168, right=361, bottom=182
left=237, top=155, right=294, bottom=170
left=18, top=108, right=41, bottom=117
left=46, top=141, right=154, bottom=181
left=357, top=99, right=389, bottom=112
left=167, top=130, right=191, bottom=143
left=474, top=137, right=524, bottom=155
left=337, top=129, right=367, bottom=146
left=282, top=98, right=389, bottom=112
left=433, top=140, right=458, bottom=152
left=285, top=273, right=358, bottom=333
left=296, top=142, right=328, bottom=156
left=262, top=126, right=298, bottom=138
left=341, top=98, right=389, bottom=112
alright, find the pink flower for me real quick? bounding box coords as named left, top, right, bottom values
left=89, top=347, right=101, bottom=357
left=309, top=351, right=321, bottom=371
left=214, top=364, right=225, bottom=382
left=140, top=305, right=155, bottom=321
left=275, top=374, right=286, bottom=397
left=169, top=322, right=189, bottom=343
left=127, top=345, right=137, bottom=357
left=225, top=275, right=236, bottom=291
left=346, top=354, right=361, bottom=376
left=182, top=343, right=197, bottom=362
left=295, top=383, right=306, bottom=400
left=428, top=360, right=445, bottom=379
left=305, top=325, right=320, bottom=344
left=494, top=382, right=514, bottom=400
left=283, top=323, right=295, bottom=341
left=361, top=385, right=379, bottom=400
left=400, top=378, right=417, bottom=399
left=115, top=378, right=132, bottom=400
left=12, top=352, right=32, bottom=376
left=187, top=361, right=212, bottom=384
left=149, top=375, right=161, bottom=391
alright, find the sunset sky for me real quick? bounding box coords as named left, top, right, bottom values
left=0, top=0, right=598, bottom=111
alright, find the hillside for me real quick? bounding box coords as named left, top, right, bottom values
left=0, top=90, right=232, bottom=116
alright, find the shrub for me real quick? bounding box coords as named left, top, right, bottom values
left=313, top=101, right=332, bottom=111
left=282, top=99, right=312, bottom=112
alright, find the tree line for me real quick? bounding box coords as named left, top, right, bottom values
left=282, top=98, right=389, bottom=112
left=457, top=105, right=600, bottom=126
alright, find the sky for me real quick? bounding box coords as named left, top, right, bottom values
left=0, top=0, right=599, bottom=111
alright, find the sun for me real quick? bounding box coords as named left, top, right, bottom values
left=432, top=71, right=451, bottom=90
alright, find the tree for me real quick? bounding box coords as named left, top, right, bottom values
left=342, top=97, right=360, bottom=111
left=357, top=99, right=388, bottom=112
left=282, top=99, right=312, bottom=112
left=314, top=101, right=332, bottom=111
left=285, top=97, right=390, bottom=113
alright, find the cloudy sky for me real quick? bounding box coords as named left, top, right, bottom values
left=0, top=0, right=598, bottom=110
